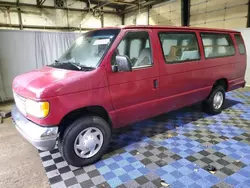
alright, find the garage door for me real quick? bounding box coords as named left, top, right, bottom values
left=124, top=12, right=136, bottom=25
left=124, top=8, right=148, bottom=25
left=149, top=0, right=181, bottom=26
left=190, top=0, right=249, bottom=28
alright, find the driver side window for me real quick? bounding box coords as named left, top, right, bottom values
left=113, top=31, right=153, bottom=68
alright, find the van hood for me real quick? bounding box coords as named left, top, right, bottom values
left=13, top=66, right=107, bottom=99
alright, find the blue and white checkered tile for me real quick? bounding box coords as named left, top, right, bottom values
left=95, top=152, right=149, bottom=188
left=164, top=123, right=179, bottom=130
left=226, top=91, right=248, bottom=101
left=207, top=124, right=245, bottom=138
left=209, top=115, right=231, bottom=123
left=159, top=134, right=206, bottom=158
left=214, top=113, right=231, bottom=119
left=239, top=114, right=250, bottom=121
left=174, top=123, right=199, bottom=135
left=37, top=88, right=250, bottom=188
left=231, top=103, right=250, bottom=112
left=156, top=159, right=220, bottom=188
left=224, top=165, right=250, bottom=188
left=245, top=91, right=250, bottom=97
left=123, top=138, right=158, bottom=152
left=226, top=95, right=245, bottom=103
left=212, top=139, right=250, bottom=165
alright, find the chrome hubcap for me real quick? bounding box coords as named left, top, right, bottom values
left=74, top=127, right=103, bottom=159
left=213, top=91, right=223, bottom=109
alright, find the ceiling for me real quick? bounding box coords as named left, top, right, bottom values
left=84, top=0, right=169, bottom=13
left=0, top=0, right=169, bottom=15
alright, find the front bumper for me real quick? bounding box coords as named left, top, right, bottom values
left=12, top=106, right=58, bottom=151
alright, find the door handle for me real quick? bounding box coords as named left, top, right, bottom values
left=153, top=79, right=158, bottom=89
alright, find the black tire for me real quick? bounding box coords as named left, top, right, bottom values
left=202, top=86, right=225, bottom=115
left=58, top=115, right=111, bottom=167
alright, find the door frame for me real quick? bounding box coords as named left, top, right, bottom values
left=102, top=28, right=160, bottom=127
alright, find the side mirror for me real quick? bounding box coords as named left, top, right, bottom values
left=113, top=55, right=132, bottom=72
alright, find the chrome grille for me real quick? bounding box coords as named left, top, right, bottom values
left=13, top=92, right=26, bottom=115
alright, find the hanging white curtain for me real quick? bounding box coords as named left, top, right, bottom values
left=0, top=30, right=80, bottom=102
left=35, top=32, right=80, bottom=68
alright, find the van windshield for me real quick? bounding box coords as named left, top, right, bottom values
left=51, top=29, right=120, bottom=71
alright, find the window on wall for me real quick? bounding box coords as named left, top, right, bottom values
left=234, top=34, right=245, bottom=55
left=201, top=33, right=235, bottom=58
left=113, top=31, right=153, bottom=68
left=158, top=32, right=200, bottom=64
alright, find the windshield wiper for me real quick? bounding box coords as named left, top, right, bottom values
left=67, top=61, right=82, bottom=70
left=54, top=60, right=95, bottom=71
left=78, top=65, right=95, bottom=70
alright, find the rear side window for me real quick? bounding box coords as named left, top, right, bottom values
left=159, top=32, right=200, bottom=64
left=234, top=34, right=245, bottom=54
left=201, top=33, right=235, bottom=58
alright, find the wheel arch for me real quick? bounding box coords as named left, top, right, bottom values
left=58, top=105, right=112, bottom=134
left=213, top=78, right=228, bottom=91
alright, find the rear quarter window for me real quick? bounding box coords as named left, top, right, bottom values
left=234, top=34, right=246, bottom=55
left=201, top=33, right=235, bottom=59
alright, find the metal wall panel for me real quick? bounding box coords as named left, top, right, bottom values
left=190, top=0, right=249, bottom=28
left=136, top=8, right=148, bottom=25
left=124, top=12, right=136, bottom=25
left=104, top=13, right=122, bottom=27
left=124, top=0, right=181, bottom=26
left=149, top=0, right=181, bottom=26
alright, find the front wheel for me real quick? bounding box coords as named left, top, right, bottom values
left=58, top=115, right=111, bottom=167
left=202, top=86, right=225, bottom=115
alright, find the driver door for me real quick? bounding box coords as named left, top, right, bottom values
left=106, top=29, right=160, bottom=127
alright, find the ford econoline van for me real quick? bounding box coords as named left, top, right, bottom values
left=12, top=26, right=246, bottom=167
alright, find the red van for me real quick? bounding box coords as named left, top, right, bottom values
left=12, top=26, right=246, bottom=167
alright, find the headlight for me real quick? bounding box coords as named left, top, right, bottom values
left=25, top=99, right=50, bottom=118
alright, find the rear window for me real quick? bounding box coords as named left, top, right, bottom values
left=234, top=34, right=245, bottom=54
left=201, top=33, right=235, bottom=58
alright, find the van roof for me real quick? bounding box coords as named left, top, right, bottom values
left=103, top=25, right=240, bottom=33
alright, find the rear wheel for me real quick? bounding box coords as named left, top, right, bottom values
left=58, top=115, right=111, bottom=167
left=202, top=86, right=225, bottom=115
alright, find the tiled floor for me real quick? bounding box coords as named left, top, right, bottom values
left=39, top=88, right=250, bottom=188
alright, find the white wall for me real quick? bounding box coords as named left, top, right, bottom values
left=237, top=28, right=250, bottom=87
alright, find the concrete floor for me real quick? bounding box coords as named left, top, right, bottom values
left=0, top=117, right=49, bottom=188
